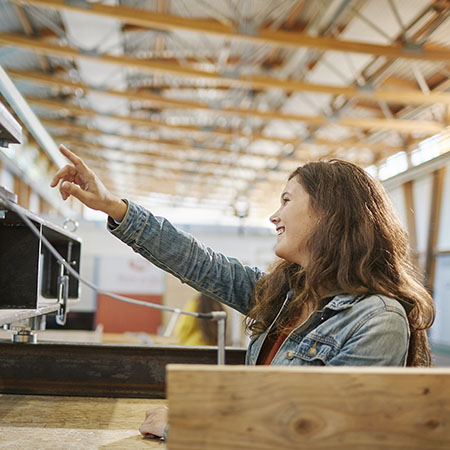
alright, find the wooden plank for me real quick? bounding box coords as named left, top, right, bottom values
left=425, top=166, right=446, bottom=290
left=11, top=0, right=450, bottom=62
left=167, top=365, right=450, bottom=449
left=0, top=394, right=166, bottom=449
left=0, top=341, right=246, bottom=398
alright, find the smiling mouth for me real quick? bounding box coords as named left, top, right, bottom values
left=276, top=227, right=285, bottom=236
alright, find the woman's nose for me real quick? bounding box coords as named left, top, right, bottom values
left=270, top=212, right=279, bottom=225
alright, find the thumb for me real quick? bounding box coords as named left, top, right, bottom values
left=61, top=181, right=92, bottom=205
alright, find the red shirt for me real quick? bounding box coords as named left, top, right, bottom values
left=256, top=329, right=291, bottom=365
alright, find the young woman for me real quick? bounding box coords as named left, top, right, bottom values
left=51, top=144, right=435, bottom=439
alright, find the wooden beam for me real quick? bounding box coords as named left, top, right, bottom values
left=284, top=1, right=307, bottom=29
left=100, top=173, right=241, bottom=194
left=28, top=96, right=403, bottom=155
left=312, top=4, right=450, bottom=145
left=336, top=116, right=441, bottom=134
left=7, top=84, right=298, bottom=145
left=13, top=176, right=31, bottom=209
left=11, top=0, right=450, bottom=61
left=47, top=121, right=404, bottom=169
left=305, top=136, right=403, bottom=154
left=6, top=68, right=446, bottom=137
left=135, top=83, right=260, bottom=91
left=40, top=116, right=291, bottom=160
left=80, top=153, right=259, bottom=181
left=381, top=75, right=418, bottom=90
left=249, top=74, right=450, bottom=106
left=12, top=3, right=51, bottom=71
left=4, top=36, right=450, bottom=107
left=105, top=181, right=240, bottom=203
left=94, top=170, right=267, bottom=202
left=24, top=92, right=444, bottom=136
left=167, top=365, right=450, bottom=450
left=0, top=342, right=245, bottom=398
left=424, top=166, right=446, bottom=291
left=64, top=139, right=284, bottom=173
left=402, top=180, right=419, bottom=269
left=0, top=78, right=363, bottom=161
left=13, top=3, right=33, bottom=34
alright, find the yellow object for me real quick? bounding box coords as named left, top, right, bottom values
left=173, top=298, right=208, bottom=346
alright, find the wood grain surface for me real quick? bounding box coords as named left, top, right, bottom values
left=0, top=394, right=166, bottom=449
left=167, top=365, right=450, bottom=450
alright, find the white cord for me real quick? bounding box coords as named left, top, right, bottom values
left=0, top=192, right=218, bottom=321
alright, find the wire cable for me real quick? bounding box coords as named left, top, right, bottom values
left=0, top=190, right=224, bottom=322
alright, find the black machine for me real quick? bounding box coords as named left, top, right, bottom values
left=0, top=100, right=81, bottom=341
left=0, top=192, right=81, bottom=311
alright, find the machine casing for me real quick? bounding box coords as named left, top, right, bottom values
left=0, top=197, right=81, bottom=309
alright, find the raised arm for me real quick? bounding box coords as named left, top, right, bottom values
left=108, top=200, right=263, bottom=314
left=51, top=144, right=263, bottom=314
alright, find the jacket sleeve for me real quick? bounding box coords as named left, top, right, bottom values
left=327, top=309, right=410, bottom=366
left=107, top=200, right=264, bottom=315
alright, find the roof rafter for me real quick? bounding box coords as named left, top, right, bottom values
left=12, top=0, right=450, bottom=61
left=40, top=115, right=292, bottom=160
left=67, top=140, right=283, bottom=173
left=3, top=35, right=450, bottom=108
left=22, top=91, right=406, bottom=153
left=5, top=68, right=444, bottom=134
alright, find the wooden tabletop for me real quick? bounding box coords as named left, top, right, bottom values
left=0, top=394, right=167, bottom=449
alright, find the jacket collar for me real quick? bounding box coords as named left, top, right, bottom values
left=286, top=291, right=415, bottom=315
left=284, top=290, right=358, bottom=311
left=324, top=293, right=415, bottom=315
left=324, top=294, right=362, bottom=311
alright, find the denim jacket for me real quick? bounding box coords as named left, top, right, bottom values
left=108, top=201, right=410, bottom=367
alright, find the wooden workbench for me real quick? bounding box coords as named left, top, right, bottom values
left=0, top=394, right=166, bottom=449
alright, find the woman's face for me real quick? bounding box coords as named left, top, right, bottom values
left=270, top=177, right=319, bottom=267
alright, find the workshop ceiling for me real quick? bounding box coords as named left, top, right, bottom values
left=1, top=0, right=450, bottom=222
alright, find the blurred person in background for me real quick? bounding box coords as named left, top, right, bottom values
left=174, top=293, right=225, bottom=346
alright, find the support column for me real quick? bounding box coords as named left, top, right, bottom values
left=424, top=167, right=446, bottom=292
left=402, top=180, right=419, bottom=269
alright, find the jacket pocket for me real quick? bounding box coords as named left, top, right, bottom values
left=292, top=336, right=339, bottom=365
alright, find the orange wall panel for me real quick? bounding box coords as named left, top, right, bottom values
left=96, top=293, right=162, bottom=334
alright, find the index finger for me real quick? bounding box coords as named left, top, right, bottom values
left=59, top=144, right=89, bottom=171
left=50, top=165, right=77, bottom=187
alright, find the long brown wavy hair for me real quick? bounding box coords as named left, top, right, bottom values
left=247, top=159, right=435, bottom=366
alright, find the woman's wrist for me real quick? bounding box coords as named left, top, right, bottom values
left=106, top=197, right=128, bottom=222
